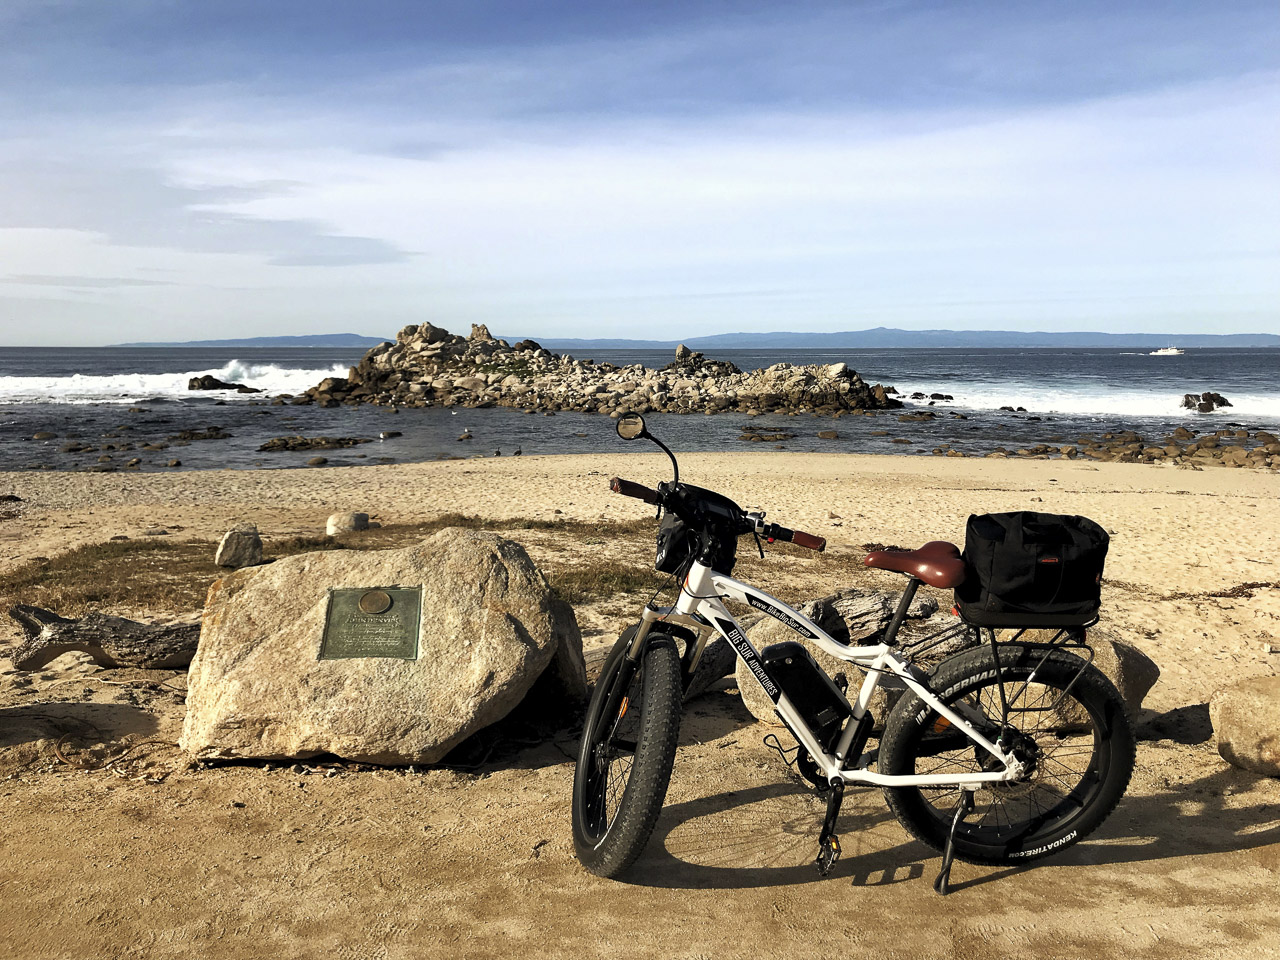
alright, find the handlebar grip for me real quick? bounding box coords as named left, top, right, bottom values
left=609, top=477, right=661, bottom=505
left=762, top=522, right=826, bottom=552
left=791, top=530, right=827, bottom=552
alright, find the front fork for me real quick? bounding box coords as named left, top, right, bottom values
left=630, top=604, right=714, bottom=676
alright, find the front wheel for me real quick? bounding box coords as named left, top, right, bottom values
left=879, top=643, right=1135, bottom=866
left=572, top=627, right=682, bottom=877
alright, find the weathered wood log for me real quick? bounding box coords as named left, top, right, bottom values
left=7, top=604, right=200, bottom=670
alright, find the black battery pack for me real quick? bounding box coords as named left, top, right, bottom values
left=760, top=641, right=851, bottom=750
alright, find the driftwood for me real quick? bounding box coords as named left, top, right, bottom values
left=7, top=604, right=200, bottom=671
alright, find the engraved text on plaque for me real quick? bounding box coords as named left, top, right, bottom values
left=319, top=586, right=421, bottom=660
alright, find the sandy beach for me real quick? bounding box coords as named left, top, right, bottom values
left=2, top=452, right=1278, bottom=959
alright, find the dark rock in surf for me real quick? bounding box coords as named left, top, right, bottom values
left=189, top=375, right=262, bottom=394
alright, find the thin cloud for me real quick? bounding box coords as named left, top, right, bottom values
left=0, top=1, right=1276, bottom=343
left=4, top=274, right=176, bottom=288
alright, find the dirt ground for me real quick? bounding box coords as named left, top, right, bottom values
left=2, top=453, right=1279, bottom=959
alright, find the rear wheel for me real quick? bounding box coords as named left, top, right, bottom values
left=572, top=627, right=682, bottom=877
left=879, top=643, right=1134, bottom=865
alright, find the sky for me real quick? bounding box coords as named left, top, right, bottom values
left=0, top=1, right=1276, bottom=346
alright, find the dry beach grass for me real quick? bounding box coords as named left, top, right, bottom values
left=1, top=451, right=1278, bottom=959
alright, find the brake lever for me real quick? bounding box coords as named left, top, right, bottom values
left=752, top=530, right=765, bottom=559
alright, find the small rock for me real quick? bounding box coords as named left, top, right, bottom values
left=308, top=457, right=328, bottom=466
left=326, top=512, right=370, bottom=536
left=1211, top=676, right=1280, bottom=776
left=143, top=528, right=169, bottom=537
left=215, top=524, right=263, bottom=569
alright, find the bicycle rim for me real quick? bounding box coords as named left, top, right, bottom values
left=916, top=674, right=1107, bottom=845
left=579, top=659, right=645, bottom=844
left=881, top=647, right=1132, bottom=863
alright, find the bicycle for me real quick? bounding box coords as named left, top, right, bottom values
left=571, top=413, right=1136, bottom=894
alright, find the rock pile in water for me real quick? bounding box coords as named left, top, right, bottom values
left=295, top=323, right=901, bottom=416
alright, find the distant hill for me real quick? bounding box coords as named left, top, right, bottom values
left=510, top=327, right=1280, bottom=350
left=112, top=333, right=389, bottom=348
left=114, top=327, right=1280, bottom=350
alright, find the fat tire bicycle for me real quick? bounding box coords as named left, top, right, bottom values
left=572, top=414, right=1136, bottom=893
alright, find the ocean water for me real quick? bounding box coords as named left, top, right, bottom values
left=0, top=345, right=1277, bottom=473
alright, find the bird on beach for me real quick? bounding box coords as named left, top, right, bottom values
left=494, top=449, right=501, bottom=457
left=458, top=430, right=472, bottom=441
left=513, top=446, right=522, bottom=456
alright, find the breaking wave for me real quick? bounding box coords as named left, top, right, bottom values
left=0, top=360, right=350, bottom=404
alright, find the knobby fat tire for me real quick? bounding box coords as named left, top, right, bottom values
left=572, top=629, right=682, bottom=877
left=878, top=644, right=1135, bottom=866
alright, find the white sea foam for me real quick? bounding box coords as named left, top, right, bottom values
left=0, top=361, right=351, bottom=404
left=893, top=380, right=1280, bottom=423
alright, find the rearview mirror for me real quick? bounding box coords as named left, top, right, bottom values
left=616, top=413, right=646, bottom=440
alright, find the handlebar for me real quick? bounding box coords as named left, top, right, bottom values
left=757, top=519, right=827, bottom=552
left=609, top=476, right=661, bottom=505
left=608, top=477, right=826, bottom=552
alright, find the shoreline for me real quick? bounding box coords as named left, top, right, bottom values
left=4, top=450, right=1278, bottom=592
left=3, top=396, right=1278, bottom=476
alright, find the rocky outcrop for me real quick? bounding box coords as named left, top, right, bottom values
left=295, top=323, right=901, bottom=416
left=257, top=436, right=374, bottom=452
left=931, top=426, right=1280, bottom=471
left=1210, top=676, right=1280, bottom=776
left=1182, top=391, right=1232, bottom=413
left=189, top=375, right=262, bottom=393
left=180, top=529, right=585, bottom=765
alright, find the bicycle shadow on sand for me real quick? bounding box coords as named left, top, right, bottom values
left=623, top=760, right=1280, bottom=892
left=625, top=780, right=931, bottom=890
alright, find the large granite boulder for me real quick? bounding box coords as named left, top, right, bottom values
left=181, top=529, right=585, bottom=765
left=1211, top=676, right=1280, bottom=776
left=1081, top=630, right=1161, bottom=711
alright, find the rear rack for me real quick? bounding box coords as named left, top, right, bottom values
left=900, top=620, right=1095, bottom=724
left=982, top=626, right=1094, bottom=721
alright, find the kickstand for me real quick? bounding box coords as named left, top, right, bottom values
left=814, top=780, right=845, bottom=876
left=933, top=791, right=975, bottom=896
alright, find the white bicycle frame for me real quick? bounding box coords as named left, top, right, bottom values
left=628, top=559, right=1025, bottom=788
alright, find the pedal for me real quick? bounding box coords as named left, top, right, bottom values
left=933, top=790, right=975, bottom=896
left=815, top=835, right=842, bottom=876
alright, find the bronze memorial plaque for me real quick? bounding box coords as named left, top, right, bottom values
left=319, top=586, right=421, bottom=660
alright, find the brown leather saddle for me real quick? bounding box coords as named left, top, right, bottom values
left=863, top=541, right=966, bottom=589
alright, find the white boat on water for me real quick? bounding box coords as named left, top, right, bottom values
left=1149, top=347, right=1185, bottom=356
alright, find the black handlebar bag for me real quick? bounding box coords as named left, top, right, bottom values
left=955, top=511, right=1109, bottom=627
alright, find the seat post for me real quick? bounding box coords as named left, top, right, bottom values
left=882, top=577, right=921, bottom=646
